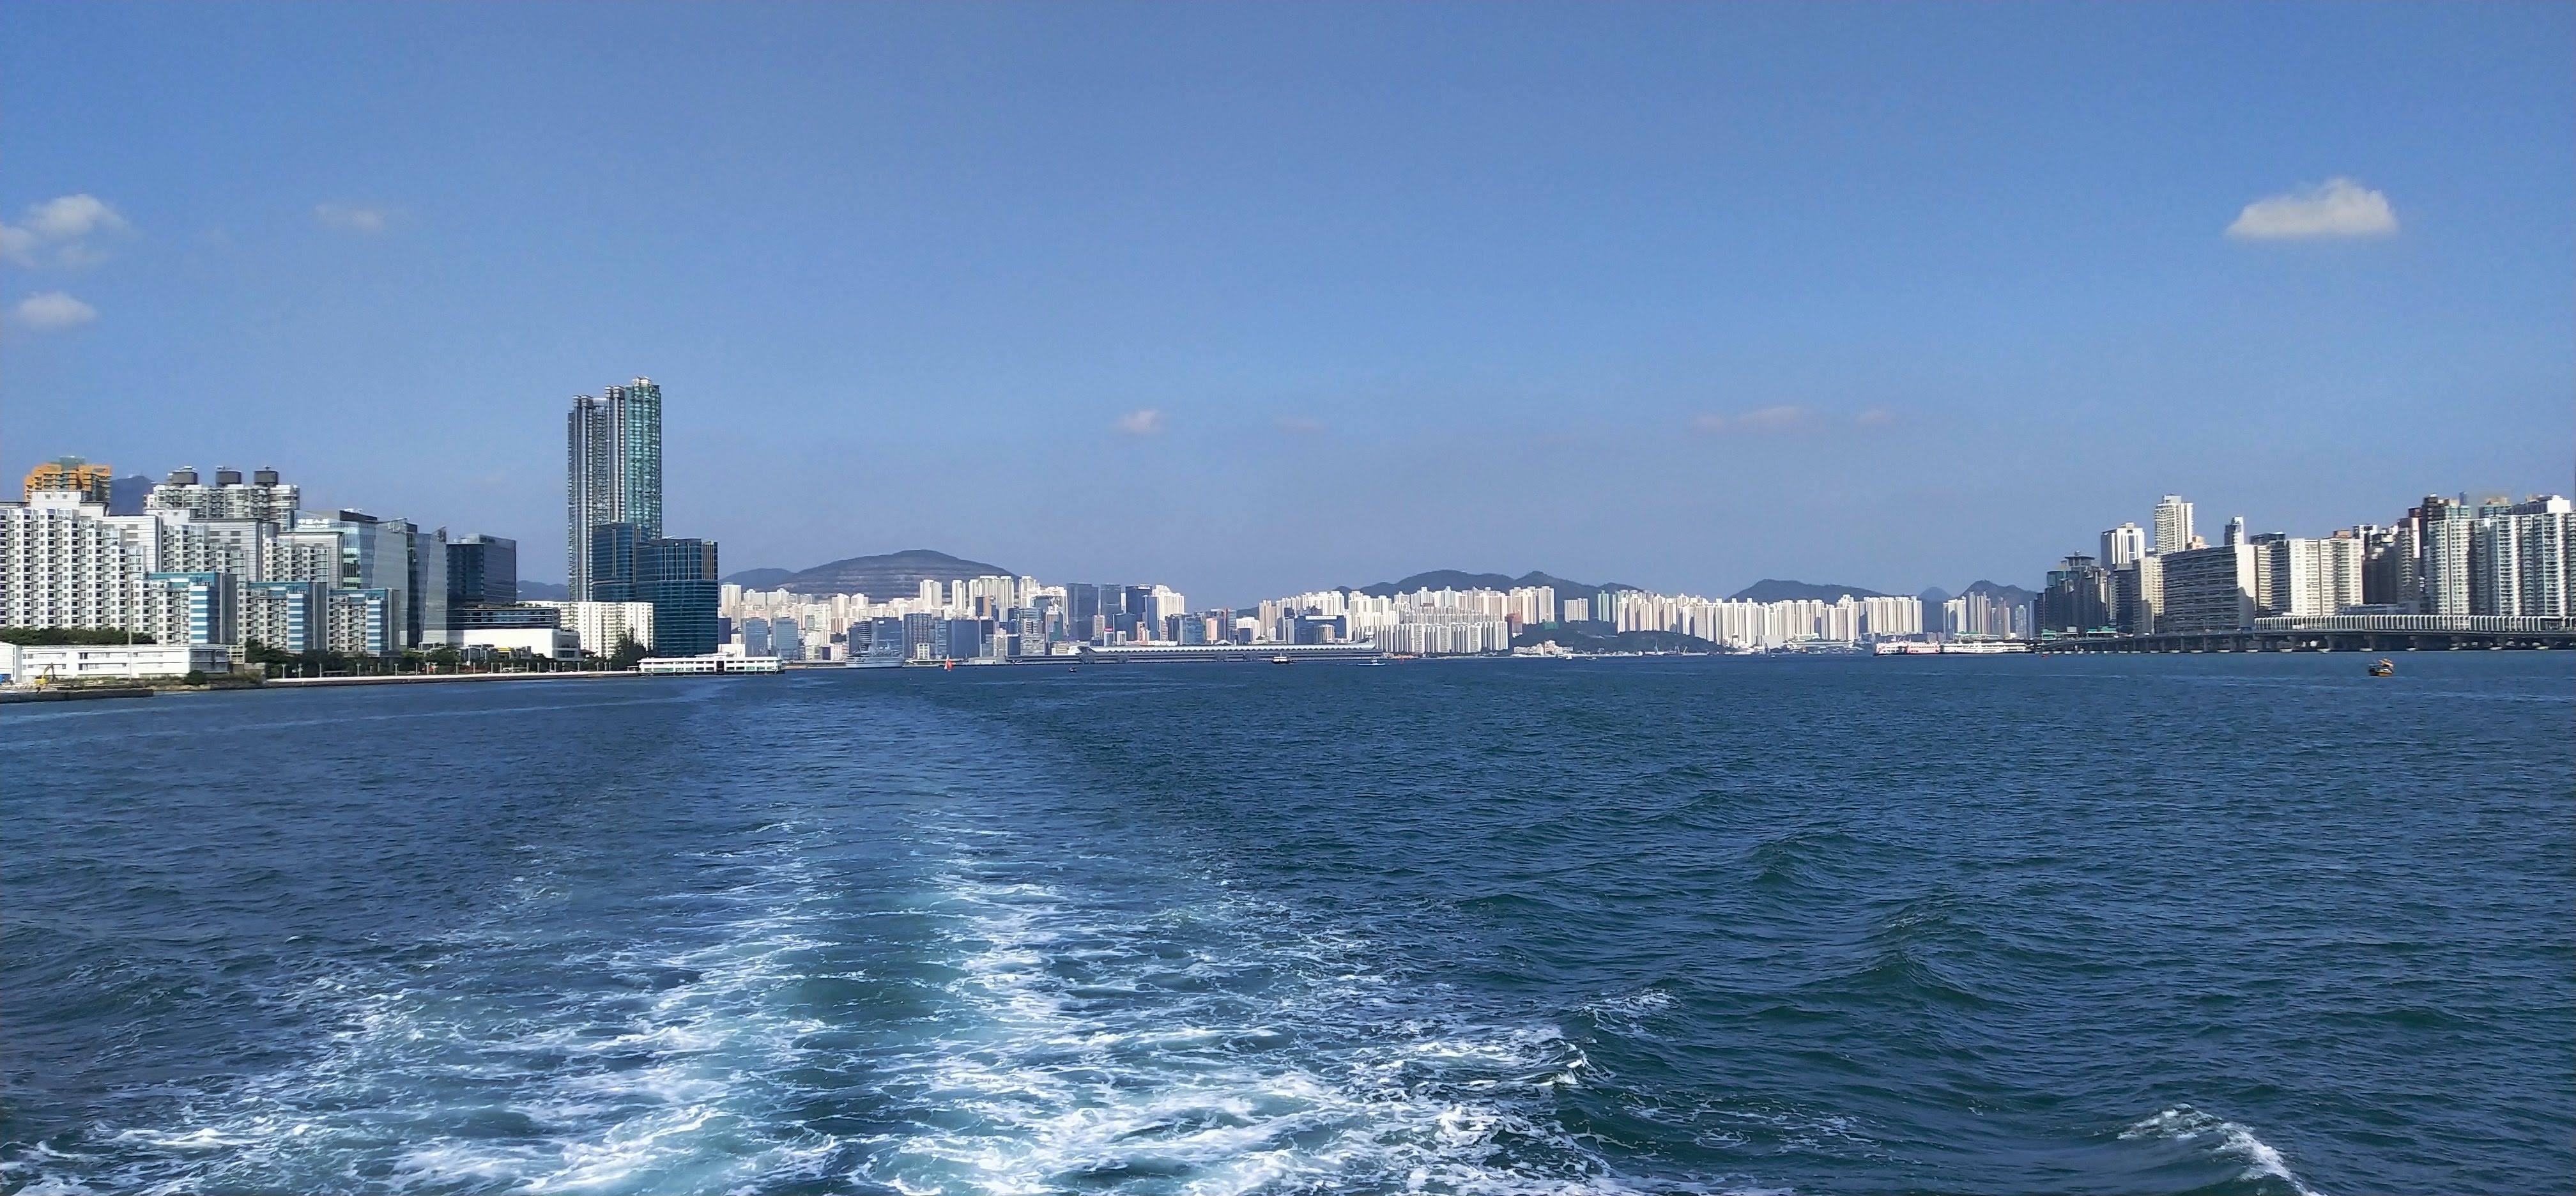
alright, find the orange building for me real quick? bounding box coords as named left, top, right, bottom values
left=22, top=456, right=114, bottom=503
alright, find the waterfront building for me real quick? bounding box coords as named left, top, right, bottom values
left=638, top=536, right=719, bottom=657
left=139, top=572, right=240, bottom=647
left=2152, top=495, right=2194, bottom=556
left=22, top=456, right=114, bottom=504
left=528, top=599, right=657, bottom=656
left=0, top=641, right=233, bottom=682
left=773, top=618, right=804, bottom=661
left=325, top=588, right=395, bottom=656
left=2259, top=535, right=2365, bottom=618
left=2158, top=544, right=2260, bottom=632
left=1858, top=595, right=1924, bottom=639
left=2035, top=555, right=2113, bottom=636
left=2101, top=523, right=2146, bottom=569
left=2112, top=555, right=2163, bottom=636
left=2423, top=505, right=2476, bottom=616
left=452, top=627, right=582, bottom=658
left=1, top=491, right=141, bottom=632
left=243, top=579, right=326, bottom=653
left=1941, top=591, right=2030, bottom=640
left=447, top=535, right=518, bottom=606
left=565, top=379, right=664, bottom=599
left=587, top=522, right=647, bottom=601
left=294, top=510, right=416, bottom=647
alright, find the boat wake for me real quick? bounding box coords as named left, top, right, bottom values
left=852, top=828, right=1637, bottom=1194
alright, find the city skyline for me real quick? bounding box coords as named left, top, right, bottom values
left=4, top=5, right=2570, bottom=608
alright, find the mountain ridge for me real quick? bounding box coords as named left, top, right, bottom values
left=724, top=549, right=1015, bottom=597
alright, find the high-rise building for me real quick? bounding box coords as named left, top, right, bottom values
left=1, top=491, right=142, bottom=632
left=2101, top=523, right=2146, bottom=569
left=139, top=572, right=240, bottom=647
left=24, top=456, right=114, bottom=504
left=2423, top=504, right=2476, bottom=616
left=639, top=536, right=720, bottom=657
left=148, top=466, right=300, bottom=525
left=2035, top=555, right=2113, bottom=636
left=2223, top=516, right=2248, bottom=547
left=447, top=535, right=519, bottom=608
left=2255, top=535, right=2365, bottom=617
left=2159, top=544, right=2260, bottom=632
left=243, top=580, right=327, bottom=653
left=566, top=378, right=664, bottom=599
left=2112, top=555, right=2163, bottom=635
left=2151, top=495, right=2194, bottom=556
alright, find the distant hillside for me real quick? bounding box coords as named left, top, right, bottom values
left=720, top=567, right=795, bottom=590
left=1726, top=578, right=1892, bottom=602
left=743, top=549, right=1015, bottom=597
left=1958, top=579, right=2035, bottom=605
left=1356, top=570, right=1641, bottom=602
left=518, top=579, right=571, bottom=601
left=1510, top=625, right=1728, bottom=654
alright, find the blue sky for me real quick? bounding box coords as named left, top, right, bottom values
left=5, top=4, right=2569, bottom=605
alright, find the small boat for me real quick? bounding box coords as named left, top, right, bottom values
left=1269, top=654, right=1292, bottom=664
left=2368, top=658, right=2395, bottom=677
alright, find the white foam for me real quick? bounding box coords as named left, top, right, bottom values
left=20, top=844, right=844, bottom=1195
left=2122, top=1106, right=2329, bottom=1196
left=852, top=836, right=1646, bottom=1196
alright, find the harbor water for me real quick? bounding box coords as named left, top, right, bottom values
left=3, top=654, right=2568, bottom=1194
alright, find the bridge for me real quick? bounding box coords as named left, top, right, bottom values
left=2038, top=615, right=2576, bottom=654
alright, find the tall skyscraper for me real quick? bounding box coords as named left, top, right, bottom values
left=2151, top=494, right=2193, bottom=556
left=565, top=378, right=664, bottom=598
left=2100, top=523, right=2146, bottom=568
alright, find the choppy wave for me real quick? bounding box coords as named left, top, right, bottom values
left=2120, top=1107, right=2328, bottom=1196
left=4, top=845, right=842, bottom=1195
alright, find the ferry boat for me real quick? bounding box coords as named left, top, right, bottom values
left=2368, top=658, right=2396, bottom=677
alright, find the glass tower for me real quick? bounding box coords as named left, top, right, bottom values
left=565, top=378, right=664, bottom=598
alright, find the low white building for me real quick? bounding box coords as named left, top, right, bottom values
left=528, top=599, right=656, bottom=655
left=1, top=641, right=234, bottom=683
left=453, top=627, right=581, bottom=658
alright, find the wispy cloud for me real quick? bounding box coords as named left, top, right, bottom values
left=1, top=194, right=132, bottom=268
left=1694, top=405, right=1896, bottom=434
left=13, top=291, right=99, bottom=330
left=2227, top=177, right=2397, bottom=240
left=315, top=203, right=395, bottom=233
left=1695, top=404, right=1810, bottom=434
left=1114, top=408, right=1167, bottom=436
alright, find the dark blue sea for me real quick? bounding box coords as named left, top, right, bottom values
left=3, top=654, right=2569, bottom=1195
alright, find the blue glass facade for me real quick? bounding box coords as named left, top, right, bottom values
left=638, top=537, right=719, bottom=657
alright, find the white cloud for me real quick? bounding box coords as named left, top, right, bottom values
left=1, top=194, right=132, bottom=267
left=1114, top=408, right=1167, bottom=436
left=26, top=194, right=128, bottom=239
left=13, top=291, right=99, bottom=330
left=2226, top=177, right=2398, bottom=240
left=315, top=203, right=392, bottom=233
